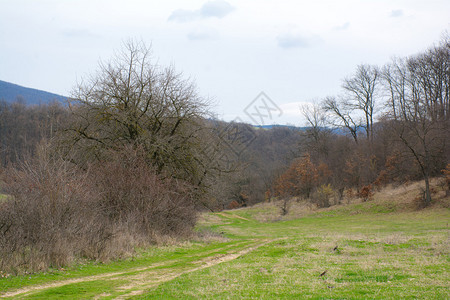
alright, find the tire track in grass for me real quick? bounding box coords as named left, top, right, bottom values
left=0, top=263, right=167, bottom=299
left=0, top=239, right=273, bottom=299
left=114, top=238, right=282, bottom=299
left=216, top=212, right=251, bottom=222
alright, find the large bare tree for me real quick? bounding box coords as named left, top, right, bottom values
left=342, top=64, right=380, bottom=143
left=62, top=40, right=222, bottom=197
left=321, top=64, right=380, bottom=144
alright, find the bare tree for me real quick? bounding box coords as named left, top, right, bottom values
left=342, top=64, right=380, bottom=142
left=321, top=64, right=380, bottom=144
left=382, top=37, right=449, bottom=205
left=61, top=40, right=219, bottom=201
left=322, top=96, right=360, bottom=143
left=300, top=103, right=332, bottom=162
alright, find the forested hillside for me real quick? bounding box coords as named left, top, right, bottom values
left=0, top=36, right=448, bottom=275
left=270, top=35, right=449, bottom=209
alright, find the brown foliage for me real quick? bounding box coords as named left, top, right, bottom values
left=227, top=200, right=241, bottom=210
left=317, top=163, right=332, bottom=185
left=373, top=170, right=388, bottom=188
left=264, top=189, right=272, bottom=202
left=343, top=158, right=359, bottom=187
left=346, top=188, right=354, bottom=198
left=358, top=184, right=374, bottom=202
left=273, top=153, right=318, bottom=199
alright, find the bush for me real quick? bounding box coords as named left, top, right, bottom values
left=0, top=144, right=197, bottom=274
left=0, top=145, right=102, bottom=273
left=227, top=200, right=241, bottom=210
left=90, top=146, right=196, bottom=238
left=313, top=184, right=334, bottom=208
left=358, top=184, right=374, bottom=202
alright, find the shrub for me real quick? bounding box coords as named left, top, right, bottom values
left=358, top=184, right=374, bottom=202
left=373, top=170, right=388, bottom=188
left=0, top=144, right=197, bottom=274
left=90, top=146, right=196, bottom=239
left=0, top=146, right=102, bottom=273
left=227, top=200, right=241, bottom=210
left=314, top=184, right=334, bottom=208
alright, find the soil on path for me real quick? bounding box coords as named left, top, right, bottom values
left=0, top=239, right=278, bottom=299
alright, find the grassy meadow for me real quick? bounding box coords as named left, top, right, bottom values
left=0, top=182, right=449, bottom=299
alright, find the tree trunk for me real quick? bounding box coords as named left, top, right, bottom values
left=423, top=175, right=432, bottom=206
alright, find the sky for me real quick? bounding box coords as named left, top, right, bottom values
left=1, top=0, right=449, bottom=126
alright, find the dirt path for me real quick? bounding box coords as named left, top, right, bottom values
left=216, top=212, right=251, bottom=221
left=0, top=239, right=277, bottom=299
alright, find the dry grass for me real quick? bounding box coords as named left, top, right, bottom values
left=373, top=179, right=447, bottom=209
left=286, top=178, right=449, bottom=219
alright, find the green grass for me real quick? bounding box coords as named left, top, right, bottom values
left=134, top=208, right=449, bottom=299
left=0, top=240, right=248, bottom=291
left=1, top=188, right=449, bottom=299
left=21, top=279, right=128, bottom=299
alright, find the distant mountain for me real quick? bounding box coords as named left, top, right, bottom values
left=255, top=124, right=361, bottom=136
left=254, top=124, right=309, bottom=131
left=0, top=80, right=67, bottom=105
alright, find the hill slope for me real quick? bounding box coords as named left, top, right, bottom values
left=0, top=80, right=67, bottom=105
left=0, top=180, right=448, bottom=298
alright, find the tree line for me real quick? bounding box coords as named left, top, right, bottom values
left=271, top=34, right=449, bottom=208
left=0, top=99, right=67, bottom=166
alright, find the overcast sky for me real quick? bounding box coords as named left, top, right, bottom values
left=1, top=0, right=449, bottom=125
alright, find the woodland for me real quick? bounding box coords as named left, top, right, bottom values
left=0, top=36, right=448, bottom=274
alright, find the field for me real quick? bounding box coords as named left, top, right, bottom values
left=0, top=183, right=449, bottom=299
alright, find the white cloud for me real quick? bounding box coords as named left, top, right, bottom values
left=2, top=0, right=449, bottom=126
left=277, top=33, right=317, bottom=49
left=200, top=0, right=235, bottom=18
left=333, top=22, right=350, bottom=31
left=187, top=28, right=219, bottom=41
left=277, top=101, right=316, bottom=126
left=168, top=9, right=199, bottom=23
left=61, top=28, right=100, bottom=39
left=168, top=0, right=235, bottom=23
left=390, top=9, right=404, bottom=18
